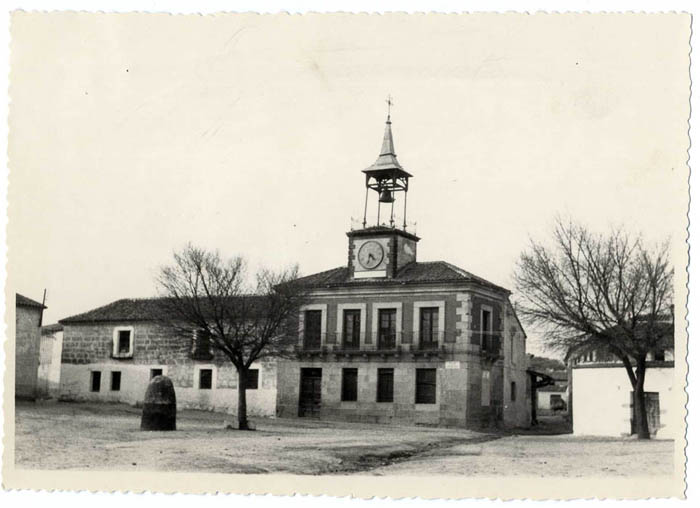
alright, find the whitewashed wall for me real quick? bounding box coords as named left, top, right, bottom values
left=572, top=366, right=674, bottom=438
left=59, top=361, right=277, bottom=417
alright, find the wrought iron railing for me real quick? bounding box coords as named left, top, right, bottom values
left=472, top=331, right=502, bottom=356
left=300, top=332, right=326, bottom=351
left=297, top=330, right=456, bottom=353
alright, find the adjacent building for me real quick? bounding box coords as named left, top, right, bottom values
left=15, top=293, right=46, bottom=400
left=568, top=321, right=674, bottom=438
left=57, top=298, right=276, bottom=416
left=536, top=370, right=568, bottom=414
left=277, top=113, right=530, bottom=429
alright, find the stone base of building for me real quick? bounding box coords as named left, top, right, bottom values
left=276, top=358, right=510, bottom=430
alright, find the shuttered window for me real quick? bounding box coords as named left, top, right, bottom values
left=341, top=368, right=358, bottom=401
left=419, top=307, right=439, bottom=345
left=343, top=309, right=362, bottom=349
left=246, top=369, right=259, bottom=389
left=303, top=310, right=323, bottom=349
left=90, top=371, right=101, bottom=392
left=415, top=368, right=436, bottom=404
left=199, top=369, right=213, bottom=390
left=111, top=371, right=121, bottom=391
left=377, top=368, right=394, bottom=402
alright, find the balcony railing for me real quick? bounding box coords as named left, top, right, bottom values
left=298, top=331, right=456, bottom=354
left=300, top=332, right=327, bottom=352
left=472, top=331, right=502, bottom=357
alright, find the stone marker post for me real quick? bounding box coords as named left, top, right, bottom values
left=141, top=375, right=176, bottom=431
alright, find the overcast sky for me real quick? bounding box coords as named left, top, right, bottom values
left=8, top=13, right=689, bottom=356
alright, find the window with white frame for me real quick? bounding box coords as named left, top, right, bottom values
left=299, top=304, right=327, bottom=348
left=112, top=326, right=134, bottom=358
left=336, top=303, right=366, bottom=348
left=372, top=302, right=402, bottom=349
left=198, top=368, right=213, bottom=390
left=412, top=301, right=445, bottom=347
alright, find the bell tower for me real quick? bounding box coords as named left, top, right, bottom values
left=348, top=97, right=419, bottom=280
left=361, top=96, right=412, bottom=230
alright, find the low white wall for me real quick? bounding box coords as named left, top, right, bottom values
left=59, top=362, right=276, bottom=417
left=537, top=390, right=565, bottom=410
left=572, top=366, right=674, bottom=438
left=37, top=331, right=63, bottom=398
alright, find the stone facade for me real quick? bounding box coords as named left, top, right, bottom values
left=276, top=285, right=529, bottom=430
left=59, top=320, right=276, bottom=415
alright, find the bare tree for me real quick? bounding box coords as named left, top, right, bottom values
left=155, top=244, right=307, bottom=430
left=514, top=219, right=674, bottom=439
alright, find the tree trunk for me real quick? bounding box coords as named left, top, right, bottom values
left=633, top=358, right=650, bottom=440
left=237, top=367, right=249, bottom=430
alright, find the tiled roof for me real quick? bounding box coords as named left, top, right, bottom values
left=41, top=323, right=64, bottom=335
left=540, top=384, right=568, bottom=393
left=60, top=296, right=268, bottom=324
left=16, top=293, right=46, bottom=309
left=294, top=261, right=509, bottom=293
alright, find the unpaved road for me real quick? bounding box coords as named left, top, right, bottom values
left=14, top=402, right=673, bottom=477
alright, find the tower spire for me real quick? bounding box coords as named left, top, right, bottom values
left=361, top=100, right=413, bottom=230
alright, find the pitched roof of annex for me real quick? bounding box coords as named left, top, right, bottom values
left=16, top=293, right=46, bottom=309
left=293, top=260, right=509, bottom=293
left=59, top=295, right=268, bottom=325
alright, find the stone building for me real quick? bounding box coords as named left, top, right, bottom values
left=58, top=298, right=276, bottom=415
left=15, top=293, right=46, bottom=400
left=276, top=112, right=530, bottom=429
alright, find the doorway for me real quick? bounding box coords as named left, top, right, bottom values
left=299, top=368, right=322, bottom=418
left=630, top=391, right=661, bottom=435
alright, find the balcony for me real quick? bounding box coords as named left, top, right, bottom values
left=473, top=331, right=503, bottom=360
left=295, top=331, right=455, bottom=358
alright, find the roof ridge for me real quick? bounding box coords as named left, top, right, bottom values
left=16, top=293, right=47, bottom=308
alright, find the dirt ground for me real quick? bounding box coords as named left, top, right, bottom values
left=14, top=401, right=674, bottom=476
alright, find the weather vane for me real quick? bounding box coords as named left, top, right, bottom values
left=386, top=94, right=393, bottom=118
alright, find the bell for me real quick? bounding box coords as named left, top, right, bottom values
left=378, top=189, right=394, bottom=203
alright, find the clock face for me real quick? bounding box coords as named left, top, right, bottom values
left=357, top=240, right=384, bottom=270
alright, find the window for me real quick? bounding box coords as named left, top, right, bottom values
left=481, top=309, right=492, bottom=334
left=415, top=368, right=436, bottom=404
left=378, top=309, right=397, bottom=349
left=90, top=371, right=101, bottom=392
left=246, top=369, right=259, bottom=390
left=199, top=368, right=213, bottom=390
left=341, top=368, right=358, bottom=401
left=112, top=327, right=134, bottom=358
left=191, top=329, right=213, bottom=360
left=419, top=307, right=439, bottom=347
left=343, top=309, right=362, bottom=349
left=303, top=310, right=323, bottom=349
left=150, top=368, right=163, bottom=379
left=510, top=381, right=516, bottom=402
left=111, top=371, right=122, bottom=391
left=377, top=368, right=394, bottom=403
left=481, top=308, right=492, bottom=349
left=118, top=331, right=131, bottom=353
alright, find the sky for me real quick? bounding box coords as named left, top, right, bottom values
left=7, top=13, right=690, bottom=357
